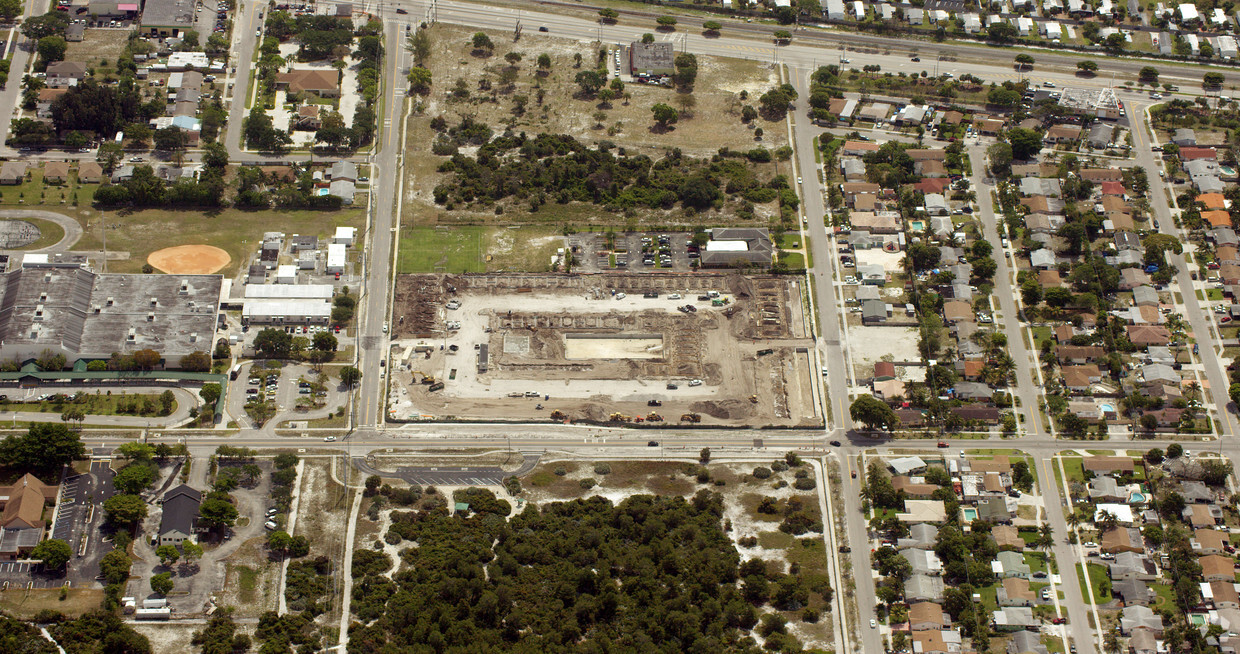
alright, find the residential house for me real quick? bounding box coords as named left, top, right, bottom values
left=905, top=574, right=946, bottom=603
left=1202, top=554, right=1237, bottom=582
left=1100, top=527, right=1145, bottom=554
left=1127, top=325, right=1171, bottom=347
left=276, top=69, right=341, bottom=97
left=1008, top=631, right=1049, bottom=654
left=899, top=523, right=940, bottom=550
left=1109, top=552, right=1158, bottom=581
left=909, top=601, right=947, bottom=630
left=76, top=162, right=103, bottom=184
left=1088, top=476, right=1124, bottom=502
left=1185, top=504, right=1224, bottom=527
left=993, top=524, right=1024, bottom=550
left=1211, top=581, right=1240, bottom=609
left=42, top=162, right=70, bottom=184
left=1120, top=605, right=1164, bottom=635
left=1062, top=364, right=1102, bottom=392
left=991, top=607, right=1037, bottom=631
left=995, top=550, right=1031, bottom=578
left=999, top=577, right=1036, bottom=606
left=902, top=548, right=944, bottom=576
left=0, top=162, right=27, bottom=185
left=1112, top=578, right=1153, bottom=606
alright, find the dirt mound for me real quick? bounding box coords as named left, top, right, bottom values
left=690, top=399, right=754, bottom=420
left=580, top=403, right=608, bottom=421
left=147, top=245, right=231, bottom=274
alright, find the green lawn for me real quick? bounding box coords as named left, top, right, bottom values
left=1025, top=552, right=1049, bottom=575
left=975, top=583, right=998, bottom=615
left=71, top=206, right=366, bottom=275
left=397, top=225, right=564, bottom=274
left=1061, top=457, right=1086, bottom=485
left=778, top=251, right=806, bottom=270
left=1150, top=582, right=1179, bottom=616
left=1208, top=288, right=1225, bottom=301
left=1079, top=563, right=1111, bottom=604
left=0, top=393, right=175, bottom=417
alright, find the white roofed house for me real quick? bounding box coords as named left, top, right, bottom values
left=1219, top=36, right=1239, bottom=59
left=1179, top=2, right=1200, bottom=22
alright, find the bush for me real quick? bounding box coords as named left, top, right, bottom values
left=579, top=478, right=596, bottom=489
left=771, top=460, right=789, bottom=473
left=593, top=462, right=611, bottom=475
left=794, top=468, right=809, bottom=479
left=752, top=466, right=772, bottom=479
left=739, top=535, right=758, bottom=547
left=802, top=608, right=820, bottom=623
left=554, top=466, right=567, bottom=476
left=793, top=477, right=816, bottom=491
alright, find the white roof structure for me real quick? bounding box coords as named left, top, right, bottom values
left=334, top=226, right=357, bottom=243
left=1095, top=503, right=1135, bottom=525
left=327, top=243, right=347, bottom=269
left=242, top=300, right=331, bottom=320
left=706, top=240, right=749, bottom=252
left=889, top=456, right=927, bottom=475
left=244, top=284, right=334, bottom=300
left=1179, top=2, right=1199, bottom=21
left=166, top=52, right=212, bottom=70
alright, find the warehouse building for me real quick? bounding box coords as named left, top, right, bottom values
left=240, top=284, right=334, bottom=326
left=0, top=258, right=221, bottom=368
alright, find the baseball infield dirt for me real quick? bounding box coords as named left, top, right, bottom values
left=147, top=245, right=231, bottom=274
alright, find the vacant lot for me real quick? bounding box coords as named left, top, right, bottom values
left=65, top=30, right=132, bottom=67
left=71, top=206, right=365, bottom=275
left=396, top=225, right=565, bottom=273
left=401, top=24, right=789, bottom=231
left=0, top=588, right=104, bottom=618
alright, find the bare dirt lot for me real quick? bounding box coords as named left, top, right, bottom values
left=389, top=273, right=820, bottom=427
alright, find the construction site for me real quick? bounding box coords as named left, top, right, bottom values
left=388, top=273, right=822, bottom=428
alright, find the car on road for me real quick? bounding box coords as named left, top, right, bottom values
left=851, top=470, right=857, bottom=478
left=796, top=176, right=802, bottom=185
left=1043, top=81, right=1055, bottom=87
left=910, top=56, right=920, bottom=62
left=396, top=7, right=407, bottom=12
left=840, top=58, right=850, bottom=64
left=323, top=436, right=336, bottom=442
left=666, top=383, right=678, bottom=390
left=829, top=440, right=841, bottom=446
left=648, top=441, right=658, bottom=447
left=870, top=619, right=876, bottom=628
left=1151, top=93, right=1162, bottom=99
left=937, top=441, right=948, bottom=448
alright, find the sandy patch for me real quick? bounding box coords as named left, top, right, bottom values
left=147, top=244, right=231, bottom=274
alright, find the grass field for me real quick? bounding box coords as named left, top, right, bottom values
left=72, top=206, right=366, bottom=275
left=397, top=225, right=564, bottom=273
left=0, top=588, right=104, bottom=618
left=1080, top=562, right=1111, bottom=604
left=0, top=393, right=174, bottom=416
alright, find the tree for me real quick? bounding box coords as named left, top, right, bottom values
left=641, top=33, right=655, bottom=44
left=153, top=127, right=187, bottom=153
left=198, top=497, right=239, bottom=529
left=113, top=464, right=157, bottom=495
left=254, top=328, right=292, bottom=358
left=773, top=30, right=792, bottom=44
left=471, top=32, right=493, bottom=54
left=574, top=69, right=606, bottom=96
left=1076, top=60, right=1098, bottom=74
left=988, top=141, right=1013, bottom=176
left=598, top=8, right=618, bottom=23
left=179, top=350, right=210, bottom=372
left=987, top=22, right=1017, bottom=44
left=21, top=12, right=67, bottom=41
left=268, top=530, right=292, bottom=555
left=99, top=549, right=132, bottom=585
left=181, top=541, right=202, bottom=563
left=537, top=53, right=551, bottom=70
left=35, top=34, right=67, bottom=64
left=1104, top=32, right=1126, bottom=53
left=159, top=390, right=175, bottom=415
left=31, top=539, right=71, bottom=569
left=199, top=383, right=222, bottom=408
left=703, top=20, right=722, bottom=35
left=155, top=545, right=180, bottom=567
left=699, top=447, right=711, bottom=464
left=1167, top=443, right=1184, bottom=458
left=1008, top=127, right=1043, bottom=160
left=407, top=66, right=432, bottom=95
left=759, top=87, right=792, bottom=117
left=850, top=395, right=898, bottom=431
left=132, top=349, right=161, bottom=370
left=103, top=494, right=147, bottom=529
left=0, top=423, right=84, bottom=474
left=312, top=331, right=338, bottom=353
left=656, top=15, right=677, bottom=29
left=987, top=86, right=1021, bottom=109
left=1139, top=66, right=1159, bottom=83
left=651, top=103, right=678, bottom=128
left=150, top=572, right=173, bottom=596
left=0, top=0, right=21, bottom=22
left=340, top=366, right=362, bottom=387
left=97, top=142, right=124, bottom=173
left=1014, top=54, right=1034, bottom=69
left=1204, top=72, right=1226, bottom=89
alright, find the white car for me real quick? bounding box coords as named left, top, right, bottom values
left=870, top=619, right=877, bottom=628
left=688, top=379, right=703, bottom=387
left=1082, top=541, right=1098, bottom=549
left=323, top=436, right=336, bottom=442
left=668, top=293, right=682, bottom=300
left=797, top=176, right=802, bottom=185
left=263, top=521, right=277, bottom=530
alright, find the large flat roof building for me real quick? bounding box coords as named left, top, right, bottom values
left=629, top=41, right=675, bottom=76
left=0, top=260, right=221, bottom=367
left=140, top=0, right=195, bottom=37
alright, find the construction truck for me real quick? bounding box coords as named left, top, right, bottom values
left=550, top=410, right=567, bottom=420
left=646, top=413, right=663, bottom=422
left=680, top=413, right=701, bottom=423
left=608, top=413, right=631, bottom=423
left=428, top=382, right=444, bottom=392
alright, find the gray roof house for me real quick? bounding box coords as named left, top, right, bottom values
left=1132, top=285, right=1159, bottom=307
left=1172, top=128, right=1198, bottom=146
left=1142, top=363, right=1179, bottom=385
left=858, top=263, right=886, bottom=285
left=1112, top=578, right=1153, bottom=606
left=904, top=574, right=945, bottom=603
left=995, top=550, right=1030, bottom=578
left=1008, top=631, right=1050, bottom=654
left=898, top=523, right=939, bottom=550
left=902, top=548, right=944, bottom=576
left=327, top=160, right=358, bottom=181
left=861, top=299, right=888, bottom=324
left=1114, top=231, right=1142, bottom=251
left=1120, top=605, right=1164, bottom=635
left=1088, top=123, right=1113, bottom=149
left=1109, top=552, right=1158, bottom=580
left=1181, top=480, right=1216, bottom=504
left=1019, top=177, right=1062, bottom=197
left=329, top=179, right=356, bottom=205
left=1030, top=248, right=1055, bottom=269
left=158, top=484, right=201, bottom=546
left=954, top=381, right=992, bottom=400
left=1088, top=476, right=1124, bottom=502
left=924, top=193, right=949, bottom=215
left=976, top=496, right=1014, bottom=523
left=991, top=606, right=1037, bottom=631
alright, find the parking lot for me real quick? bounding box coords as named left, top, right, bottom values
left=569, top=232, right=698, bottom=273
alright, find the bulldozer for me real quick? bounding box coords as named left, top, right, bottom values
left=645, top=413, right=663, bottom=422
left=749, top=395, right=758, bottom=403
left=680, top=413, right=701, bottom=423
left=608, top=413, right=631, bottom=423
left=550, top=410, right=567, bottom=420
